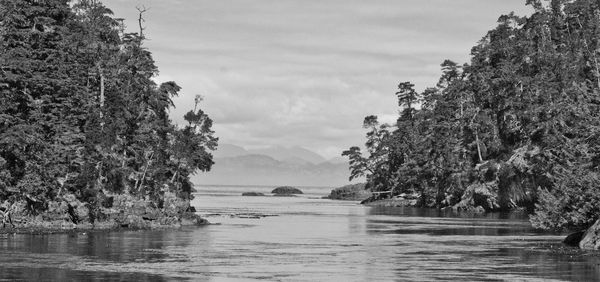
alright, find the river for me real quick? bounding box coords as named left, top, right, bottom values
left=0, top=185, right=598, bottom=281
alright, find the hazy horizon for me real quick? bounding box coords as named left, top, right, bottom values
left=193, top=143, right=362, bottom=187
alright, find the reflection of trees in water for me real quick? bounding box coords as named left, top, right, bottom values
left=3, top=268, right=169, bottom=282
left=360, top=207, right=600, bottom=281
left=480, top=246, right=600, bottom=281
left=0, top=228, right=213, bottom=281
left=367, top=206, right=530, bottom=220
left=365, top=206, right=537, bottom=236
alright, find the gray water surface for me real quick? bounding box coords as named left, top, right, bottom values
left=0, top=185, right=598, bottom=281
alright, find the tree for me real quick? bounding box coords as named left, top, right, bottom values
left=0, top=0, right=218, bottom=224
left=346, top=0, right=600, bottom=228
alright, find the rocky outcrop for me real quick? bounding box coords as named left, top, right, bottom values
left=0, top=192, right=209, bottom=233
left=563, top=231, right=585, bottom=247
left=271, top=186, right=303, bottom=195
left=362, top=196, right=417, bottom=207
left=325, top=183, right=370, bottom=201
left=180, top=212, right=209, bottom=226
left=361, top=193, right=419, bottom=207
left=579, top=219, right=600, bottom=250
left=242, top=192, right=265, bottom=196
left=451, top=182, right=499, bottom=213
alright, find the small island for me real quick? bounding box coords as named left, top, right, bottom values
left=271, top=186, right=303, bottom=195
left=242, top=192, right=266, bottom=197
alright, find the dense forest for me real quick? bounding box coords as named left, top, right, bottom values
left=0, top=0, right=217, bottom=228
left=345, top=0, right=600, bottom=231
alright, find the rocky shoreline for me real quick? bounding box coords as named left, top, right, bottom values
left=0, top=192, right=209, bottom=234
left=563, top=219, right=600, bottom=250
left=323, top=183, right=371, bottom=201
left=0, top=216, right=210, bottom=235
left=0, top=217, right=210, bottom=235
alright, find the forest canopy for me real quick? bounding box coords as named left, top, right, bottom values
left=0, top=0, right=217, bottom=227
left=344, top=0, right=600, bottom=231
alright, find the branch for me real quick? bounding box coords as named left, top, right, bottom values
left=136, top=6, right=149, bottom=39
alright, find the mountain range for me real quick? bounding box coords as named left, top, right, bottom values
left=192, top=144, right=360, bottom=187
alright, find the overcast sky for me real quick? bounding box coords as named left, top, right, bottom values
left=103, top=0, right=531, bottom=159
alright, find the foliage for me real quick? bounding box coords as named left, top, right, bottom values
left=344, top=0, right=600, bottom=230
left=0, top=0, right=216, bottom=222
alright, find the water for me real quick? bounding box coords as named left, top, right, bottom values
left=0, top=185, right=599, bottom=281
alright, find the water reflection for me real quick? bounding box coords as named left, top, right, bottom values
left=365, top=205, right=600, bottom=281
left=0, top=228, right=212, bottom=281
left=0, top=185, right=599, bottom=281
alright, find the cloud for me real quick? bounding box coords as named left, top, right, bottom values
left=103, top=0, right=531, bottom=158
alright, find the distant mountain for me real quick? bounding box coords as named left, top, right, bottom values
left=213, top=143, right=248, bottom=158
left=327, top=156, right=347, bottom=164
left=281, top=156, right=313, bottom=166
left=248, top=145, right=326, bottom=164
left=194, top=145, right=361, bottom=187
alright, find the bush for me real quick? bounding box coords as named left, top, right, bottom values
left=530, top=169, right=600, bottom=230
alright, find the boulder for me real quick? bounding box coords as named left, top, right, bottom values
left=242, top=192, right=265, bottom=197
left=579, top=219, right=600, bottom=250
left=325, top=183, right=371, bottom=201
left=563, top=231, right=585, bottom=247
left=271, top=186, right=303, bottom=195
left=452, top=182, right=499, bottom=212
left=180, top=212, right=209, bottom=226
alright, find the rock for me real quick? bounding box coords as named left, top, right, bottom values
left=325, top=183, right=371, bottom=201
left=473, top=206, right=486, bottom=213
left=579, top=219, right=600, bottom=250
left=180, top=212, right=209, bottom=226
left=141, top=210, right=160, bottom=221
left=452, top=182, right=499, bottom=212
left=242, top=192, right=265, bottom=196
left=362, top=197, right=416, bottom=207
left=271, top=186, right=303, bottom=195
left=564, top=231, right=585, bottom=247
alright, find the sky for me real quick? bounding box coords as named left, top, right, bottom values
left=102, top=0, right=531, bottom=159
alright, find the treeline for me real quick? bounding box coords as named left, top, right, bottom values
left=345, top=0, right=600, bottom=230
left=0, top=0, right=216, bottom=225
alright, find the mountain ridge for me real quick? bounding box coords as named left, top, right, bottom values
left=196, top=143, right=360, bottom=186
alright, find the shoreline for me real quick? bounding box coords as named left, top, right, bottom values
left=0, top=215, right=211, bottom=235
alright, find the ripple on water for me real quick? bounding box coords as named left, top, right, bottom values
left=0, top=186, right=597, bottom=281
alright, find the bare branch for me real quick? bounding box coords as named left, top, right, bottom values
left=136, top=5, right=149, bottom=38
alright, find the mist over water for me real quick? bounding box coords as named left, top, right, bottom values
left=0, top=185, right=598, bottom=281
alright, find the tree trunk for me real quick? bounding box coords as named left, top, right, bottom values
left=171, top=162, right=181, bottom=183
left=475, top=129, right=483, bottom=163
left=97, top=63, right=105, bottom=131
left=136, top=152, right=154, bottom=192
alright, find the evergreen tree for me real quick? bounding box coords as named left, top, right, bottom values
left=0, top=0, right=217, bottom=225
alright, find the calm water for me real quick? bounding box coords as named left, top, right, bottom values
left=0, top=185, right=599, bottom=281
